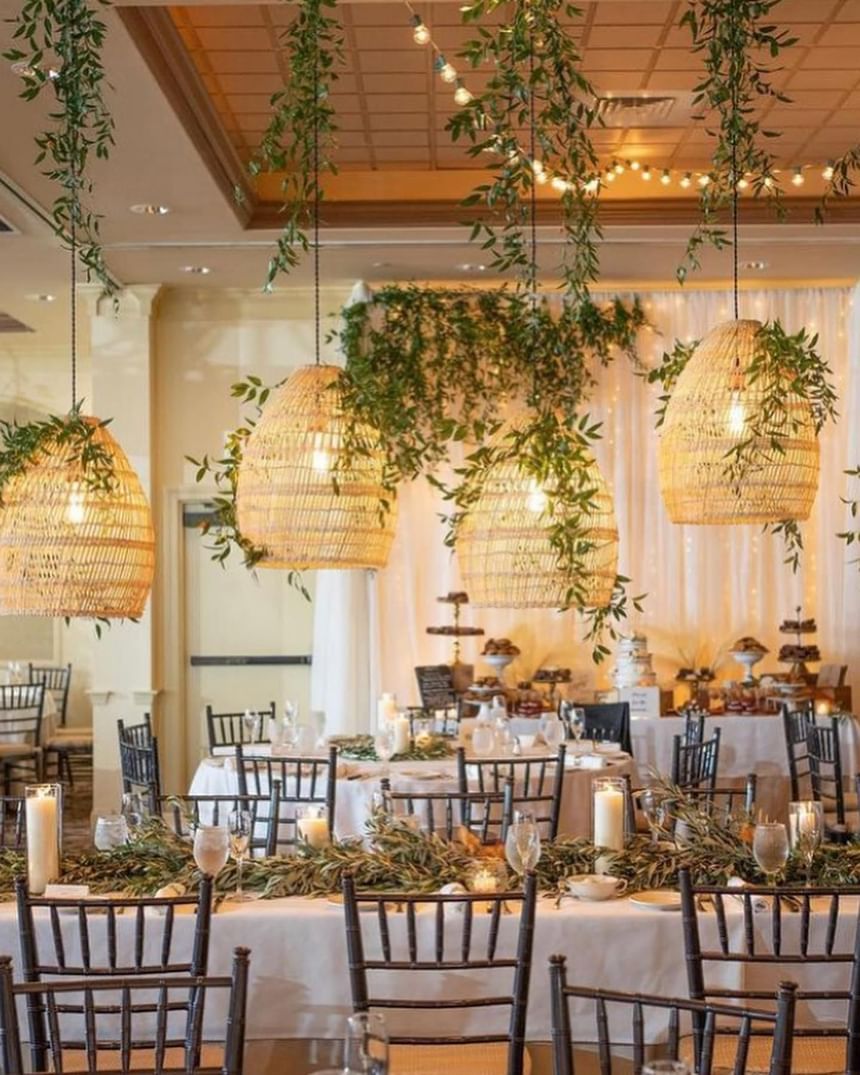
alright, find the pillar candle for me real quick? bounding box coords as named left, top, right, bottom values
left=593, top=780, right=625, bottom=874
left=26, top=789, right=60, bottom=895
left=392, top=716, right=410, bottom=755
left=297, top=815, right=330, bottom=849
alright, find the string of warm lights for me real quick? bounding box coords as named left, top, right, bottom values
left=404, top=2, right=841, bottom=195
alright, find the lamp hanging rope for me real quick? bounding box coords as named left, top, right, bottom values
left=235, top=19, right=395, bottom=571
left=0, top=0, right=154, bottom=620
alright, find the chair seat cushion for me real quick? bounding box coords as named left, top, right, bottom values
left=680, top=1030, right=845, bottom=1075
left=0, top=742, right=39, bottom=757
left=52, top=1042, right=225, bottom=1071
left=52, top=726, right=93, bottom=741
left=47, top=732, right=93, bottom=750
left=389, top=1042, right=530, bottom=1075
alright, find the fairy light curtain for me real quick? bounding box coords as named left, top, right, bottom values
left=310, top=284, right=858, bottom=723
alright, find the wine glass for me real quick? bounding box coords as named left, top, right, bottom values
left=228, top=809, right=255, bottom=902
left=471, top=722, right=496, bottom=756
left=193, top=825, right=229, bottom=879
left=94, top=815, right=129, bottom=851
left=540, top=714, right=566, bottom=751
left=121, top=791, right=145, bottom=832
left=374, top=723, right=395, bottom=779
left=281, top=701, right=299, bottom=751
left=789, top=801, right=824, bottom=882
left=753, top=821, right=789, bottom=886
left=504, top=810, right=541, bottom=881
left=344, top=1012, right=388, bottom=1075
left=638, top=787, right=670, bottom=846
left=242, top=709, right=261, bottom=745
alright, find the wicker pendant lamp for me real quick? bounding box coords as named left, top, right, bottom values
left=234, top=43, right=395, bottom=571
left=0, top=229, right=155, bottom=618
left=457, top=422, right=619, bottom=609
left=236, top=364, right=395, bottom=569
left=658, top=319, right=819, bottom=524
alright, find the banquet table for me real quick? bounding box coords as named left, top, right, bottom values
left=0, top=893, right=851, bottom=1044
left=189, top=744, right=634, bottom=841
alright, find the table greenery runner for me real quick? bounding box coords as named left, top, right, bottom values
left=331, top=734, right=453, bottom=762
left=7, top=783, right=859, bottom=901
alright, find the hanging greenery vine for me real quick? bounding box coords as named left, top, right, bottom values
left=646, top=323, right=838, bottom=571
left=4, top=0, right=115, bottom=291
left=838, top=466, right=860, bottom=569
left=447, top=0, right=600, bottom=301
left=242, top=0, right=343, bottom=290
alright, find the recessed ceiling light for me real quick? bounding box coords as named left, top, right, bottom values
left=130, top=203, right=170, bottom=216
left=181, top=265, right=211, bottom=275
left=740, top=260, right=768, bottom=271
left=25, top=293, right=56, bottom=302
left=456, top=263, right=487, bottom=272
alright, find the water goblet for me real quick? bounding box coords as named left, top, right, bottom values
left=753, top=821, right=789, bottom=886
left=540, top=714, right=566, bottom=751
left=345, top=1012, right=388, bottom=1075
left=193, top=824, right=229, bottom=879
left=471, top=722, right=496, bottom=756
left=789, top=801, right=824, bottom=882
left=94, top=814, right=129, bottom=851
left=374, top=724, right=395, bottom=779
left=121, top=791, right=145, bottom=832
left=242, top=709, right=261, bottom=745
left=228, top=809, right=256, bottom=902
left=504, top=810, right=541, bottom=882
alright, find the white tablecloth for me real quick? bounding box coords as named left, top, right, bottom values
left=0, top=894, right=851, bottom=1043
left=628, top=713, right=860, bottom=819
left=189, top=746, right=634, bottom=841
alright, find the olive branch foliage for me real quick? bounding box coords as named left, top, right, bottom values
left=3, top=0, right=115, bottom=292
left=646, top=322, right=838, bottom=571
left=838, top=466, right=860, bottom=568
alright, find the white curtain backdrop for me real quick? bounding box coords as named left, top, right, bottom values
left=314, top=284, right=860, bottom=730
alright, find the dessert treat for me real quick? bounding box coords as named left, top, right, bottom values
left=482, top=638, right=520, bottom=657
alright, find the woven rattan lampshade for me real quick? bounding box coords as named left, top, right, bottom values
left=0, top=417, right=155, bottom=618
left=236, top=364, right=395, bottom=569
left=456, top=429, right=618, bottom=609
left=658, top=319, right=820, bottom=524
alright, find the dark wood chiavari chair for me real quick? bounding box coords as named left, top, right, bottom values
left=679, top=868, right=860, bottom=1075
left=16, top=877, right=215, bottom=1072
left=158, top=784, right=281, bottom=858
left=0, top=795, right=26, bottom=849
left=117, top=715, right=162, bottom=815
left=682, top=708, right=706, bottom=746
left=456, top=745, right=566, bottom=840
left=205, top=704, right=275, bottom=753
left=235, top=744, right=336, bottom=853
left=781, top=700, right=815, bottom=802
left=807, top=718, right=857, bottom=833
left=549, top=954, right=797, bottom=1075
left=406, top=706, right=459, bottom=740
left=32, top=664, right=92, bottom=786
left=0, top=946, right=250, bottom=1075
left=379, top=776, right=514, bottom=844
left=578, top=703, right=632, bottom=755
left=626, top=773, right=757, bottom=836
left=0, top=683, right=46, bottom=791
left=670, top=727, right=721, bottom=792
left=342, top=871, right=537, bottom=1075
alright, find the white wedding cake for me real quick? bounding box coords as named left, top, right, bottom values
left=611, top=633, right=657, bottom=690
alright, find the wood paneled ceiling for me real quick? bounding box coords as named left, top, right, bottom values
left=121, top=0, right=860, bottom=227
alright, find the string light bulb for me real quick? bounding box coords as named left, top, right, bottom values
left=584, top=177, right=599, bottom=193
left=453, top=80, right=472, bottom=106
left=823, top=161, right=834, bottom=181
left=660, top=169, right=671, bottom=185
left=629, top=159, right=639, bottom=171
left=763, top=175, right=774, bottom=189
left=437, top=57, right=457, bottom=83
left=641, top=165, right=652, bottom=181
left=551, top=176, right=568, bottom=193
left=613, top=160, right=624, bottom=175
left=604, top=169, right=615, bottom=183
left=791, top=167, right=805, bottom=187
left=411, top=16, right=430, bottom=45
left=680, top=172, right=692, bottom=189
left=698, top=173, right=711, bottom=188
left=736, top=176, right=749, bottom=190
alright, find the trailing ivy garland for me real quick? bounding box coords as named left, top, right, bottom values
left=646, top=323, right=838, bottom=570
left=11, top=787, right=860, bottom=902
left=838, top=466, right=860, bottom=569
left=677, top=0, right=793, bottom=282
left=4, top=0, right=115, bottom=291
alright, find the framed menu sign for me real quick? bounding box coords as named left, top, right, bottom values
left=415, top=665, right=457, bottom=710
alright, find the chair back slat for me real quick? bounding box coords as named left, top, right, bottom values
left=574, top=703, right=632, bottom=755
left=0, top=948, right=250, bottom=1075
left=117, top=715, right=162, bottom=813
left=807, top=718, right=847, bottom=827
left=205, top=703, right=275, bottom=752
left=342, top=872, right=536, bottom=1072
left=0, top=684, right=45, bottom=747
left=671, top=728, right=721, bottom=791
left=235, top=745, right=337, bottom=852
left=28, top=665, right=72, bottom=727
left=550, top=953, right=797, bottom=1075
left=159, top=787, right=280, bottom=858
left=380, top=778, right=513, bottom=844
left=781, top=701, right=814, bottom=801
left=456, top=747, right=565, bottom=839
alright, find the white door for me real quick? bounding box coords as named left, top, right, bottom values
left=183, top=502, right=315, bottom=782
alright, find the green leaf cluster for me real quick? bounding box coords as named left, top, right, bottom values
left=330, top=734, right=453, bottom=763
left=837, top=465, right=860, bottom=569
left=3, top=0, right=115, bottom=291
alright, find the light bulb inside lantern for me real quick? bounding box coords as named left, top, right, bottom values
left=526, top=479, right=548, bottom=514
left=66, top=488, right=86, bottom=525
left=412, top=22, right=430, bottom=44
left=312, top=447, right=331, bottom=474
left=728, top=390, right=746, bottom=435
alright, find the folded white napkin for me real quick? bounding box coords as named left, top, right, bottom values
left=574, top=753, right=608, bottom=770
left=727, top=876, right=769, bottom=912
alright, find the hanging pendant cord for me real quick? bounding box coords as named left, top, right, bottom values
left=313, top=35, right=321, bottom=366
left=70, top=190, right=77, bottom=409
left=529, top=44, right=538, bottom=339
left=731, top=139, right=739, bottom=322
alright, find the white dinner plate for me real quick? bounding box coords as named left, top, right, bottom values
left=629, top=890, right=682, bottom=911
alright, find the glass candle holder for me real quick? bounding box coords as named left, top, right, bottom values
left=592, top=776, right=627, bottom=874
left=25, top=784, right=62, bottom=895
left=296, top=804, right=331, bottom=849
left=789, top=801, right=823, bottom=875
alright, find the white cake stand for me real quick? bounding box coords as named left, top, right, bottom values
left=730, top=649, right=765, bottom=687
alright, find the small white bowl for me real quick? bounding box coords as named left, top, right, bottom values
left=566, top=873, right=627, bottom=901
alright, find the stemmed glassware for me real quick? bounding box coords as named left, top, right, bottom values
left=242, top=709, right=262, bottom=745
left=638, top=787, right=671, bottom=846
left=282, top=701, right=299, bottom=751
left=504, top=810, right=542, bottom=882
left=121, top=791, right=145, bottom=832
left=540, top=713, right=566, bottom=752
left=228, top=809, right=256, bottom=902
left=789, top=801, right=824, bottom=882
left=345, top=1012, right=388, bottom=1074
left=193, top=825, right=229, bottom=879
left=374, top=723, right=395, bottom=779
left=752, top=821, right=789, bottom=886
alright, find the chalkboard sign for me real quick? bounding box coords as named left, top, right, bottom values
left=415, top=664, right=457, bottom=710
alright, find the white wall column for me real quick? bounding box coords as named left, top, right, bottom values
left=81, top=284, right=161, bottom=817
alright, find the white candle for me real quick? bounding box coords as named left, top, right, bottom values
left=593, top=783, right=625, bottom=874
left=471, top=868, right=497, bottom=894
left=392, top=715, right=410, bottom=755
left=26, top=790, right=59, bottom=894
left=297, top=815, right=330, bottom=849
left=415, top=731, right=432, bottom=749
left=815, top=699, right=832, bottom=717
left=789, top=802, right=818, bottom=847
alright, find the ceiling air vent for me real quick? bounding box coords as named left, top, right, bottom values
left=0, top=312, right=34, bottom=334
left=595, top=94, right=689, bottom=128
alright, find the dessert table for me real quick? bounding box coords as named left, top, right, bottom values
left=188, top=744, right=634, bottom=840
left=0, top=893, right=850, bottom=1044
